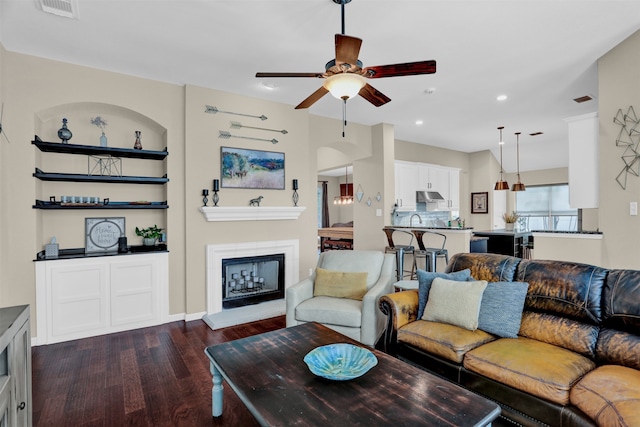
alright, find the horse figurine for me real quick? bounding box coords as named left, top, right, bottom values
left=249, top=196, right=263, bottom=207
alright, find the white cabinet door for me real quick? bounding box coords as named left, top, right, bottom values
left=110, top=258, right=159, bottom=326
left=11, top=319, right=31, bottom=427
left=448, top=169, right=460, bottom=211
left=395, top=161, right=418, bottom=210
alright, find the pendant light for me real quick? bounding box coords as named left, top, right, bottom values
left=333, top=166, right=354, bottom=205
left=511, top=132, right=526, bottom=191
left=494, top=126, right=509, bottom=190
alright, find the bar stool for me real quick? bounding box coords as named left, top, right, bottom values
left=383, top=228, right=415, bottom=281
left=411, top=230, right=449, bottom=276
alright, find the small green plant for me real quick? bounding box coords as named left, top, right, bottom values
left=135, top=225, right=163, bottom=239
left=502, top=212, right=520, bottom=223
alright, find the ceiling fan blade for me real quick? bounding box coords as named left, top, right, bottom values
left=335, top=34, right=362, bottom=65
left=358, top=84, right=391, bottom=107
left=295, top=86, right=329, bottom=109
left=363, top=60, right=436, bottom=78
left=256, top=72, right=324, bottom=78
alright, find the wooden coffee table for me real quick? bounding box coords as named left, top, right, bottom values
left=204, top=322, right=500, bottom=426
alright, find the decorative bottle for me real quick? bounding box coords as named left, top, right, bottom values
left=100, top=132, right=108, bottom=147
left=57, top=118, right=72, bottom=144
left=133, top=130, right=142, bottom=150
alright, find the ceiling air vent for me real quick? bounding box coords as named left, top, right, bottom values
left=36, top=0, right=79, bottom=19
left=573, top=95, right=593, bottom=104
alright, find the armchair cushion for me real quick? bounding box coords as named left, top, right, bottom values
left=295, top=296, right=362, bottom=328
left=313, top=267, right=368, bottom=300
left=423, top=278, right=488, bottom=330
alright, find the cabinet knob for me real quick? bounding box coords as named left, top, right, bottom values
left=18, top=402, right=26, bottom=411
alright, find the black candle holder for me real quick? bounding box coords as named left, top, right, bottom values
left=212, top=190, right=219, bottom=207
left=292, top=178, right=299, bottom=207
left=202, top=189, right=209, bottom=207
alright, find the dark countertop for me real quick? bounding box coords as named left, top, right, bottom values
left=34, top=244, right=168, bottom=261
left=386, top=226, right=474, bottom=231
left=531, top=230, right=603, bottom=235
left=473, top=229, right=532, bottom=236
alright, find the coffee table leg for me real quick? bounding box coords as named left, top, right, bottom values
left=210, top=361, right=224, bottom=417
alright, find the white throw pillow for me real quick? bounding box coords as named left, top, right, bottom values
left=422, top=277, right=488, bottom=330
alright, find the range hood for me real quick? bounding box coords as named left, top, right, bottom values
left=416, top=191, right=444, bottom=202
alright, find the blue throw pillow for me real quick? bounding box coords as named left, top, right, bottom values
left=417, top=269, right=472, bottom=319
left=478, top=281, right=529, bottom=338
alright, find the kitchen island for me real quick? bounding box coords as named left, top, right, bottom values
left=472, top=229, right=532, bottom=258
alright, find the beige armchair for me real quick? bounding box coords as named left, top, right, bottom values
left=286, top=250, right=395, bottom=346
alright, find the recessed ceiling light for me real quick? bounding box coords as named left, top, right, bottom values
left=497, top=94, right=508, bottom=101
left=424, top=88, right=435, bottom=95
left=261, top=82, right=277, bottom=90
left=415, top=120, right=424, bottom=125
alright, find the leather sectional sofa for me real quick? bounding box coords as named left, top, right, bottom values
left=379, top=253, right=640, bottom=427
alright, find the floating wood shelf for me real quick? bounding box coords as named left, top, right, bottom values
left=33, top=200, right=169, bottom=210
left=33, top=168, right=169, bottom=184
left=32, top=136, right=168, bottom=160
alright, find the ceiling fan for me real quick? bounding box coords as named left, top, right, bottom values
left=255, top=0, right=436, bottom=110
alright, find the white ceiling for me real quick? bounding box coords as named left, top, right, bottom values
left=2, top=1, right=640, bottom=172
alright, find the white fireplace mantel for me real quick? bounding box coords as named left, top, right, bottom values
left=200, top=206, right=306, bottom=222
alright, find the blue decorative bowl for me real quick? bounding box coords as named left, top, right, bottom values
left=303, top=343, right=378, bottom=381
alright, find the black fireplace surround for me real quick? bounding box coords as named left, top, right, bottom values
left=221, top=253, right=285, bottom=309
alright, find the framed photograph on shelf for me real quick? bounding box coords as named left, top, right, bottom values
left=471, top=192, right=488, bottom=214
left=220, top=146, right=285, bottom=190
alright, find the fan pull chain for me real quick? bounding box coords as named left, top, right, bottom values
left=342, top=99, right=347, bottom=138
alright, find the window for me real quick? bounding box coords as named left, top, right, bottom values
left=515, top=184, right=579, bottom=231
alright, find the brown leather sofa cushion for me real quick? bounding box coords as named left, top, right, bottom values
left=398, top=320, right=495, bottom=364
left=516, top=259, right=606, bottom=325
left=519, top=311, right=599, bottom=358
left=570, top=365, right=640, bottom=427
left=463, top=337, right=596, bottom=405
left=446, top=253, right=520, bottom=282
left=602, top=269, right=640, bottom=334
left=596, top=328, right=640, bottom=370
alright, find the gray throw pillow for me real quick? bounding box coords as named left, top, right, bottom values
left=478, top=281, right=529, bottom=338
left=417, top=268, right=472, bottom=319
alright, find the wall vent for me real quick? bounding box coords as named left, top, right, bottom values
left=36, top=0, right=79, bottom=19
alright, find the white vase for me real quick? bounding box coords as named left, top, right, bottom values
left=505, top=223, right=515, bottom=231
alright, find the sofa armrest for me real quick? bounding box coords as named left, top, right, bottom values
left=285, top=277, right=314, bottom=327
left=378, top=290, right=419, bottom=353
left=360, top=259, right=396, bottom=346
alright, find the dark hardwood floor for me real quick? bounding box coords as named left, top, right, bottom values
left=32, top=316, right=286, bottom=427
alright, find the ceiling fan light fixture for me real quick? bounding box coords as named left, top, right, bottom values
left=323, top=73, right=365, bottom=101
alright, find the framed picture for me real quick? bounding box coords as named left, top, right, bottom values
left=221, top=146, right=285, bottom=189
left=85, top=217, right=125, bottom=253
left=471, top=192, right=489, bottom=214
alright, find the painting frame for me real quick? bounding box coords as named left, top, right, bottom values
left=220, top=146, right=285, bottom=190
left=471, top=192, right=489, bottom=214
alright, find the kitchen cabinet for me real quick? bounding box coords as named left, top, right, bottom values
left=0, top=305, right=31, bottom=427
left=35, top=252, right=168, bottom=344
left=418, top=163, right=460, bottom=210
left=394, top=161, right=419, bottom=210
left=472, top=230, right=532, bottom=258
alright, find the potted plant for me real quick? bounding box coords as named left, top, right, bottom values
left=135, top=225, right=163, bottom=246
left=502, top=212, right=520, bottom=231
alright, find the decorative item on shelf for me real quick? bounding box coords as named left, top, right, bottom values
left=133, top=130, right=142, bottom=150
left=117, top=236, right=128, bottom=253
left=90, top=116, right=108, bottom=147
left=355, top=184, right=364, bottom=202
left=292, top=179, right=299, bottom=207
left=88, top=155, right=122, bottom=177
left=85, top=217, right=125, bottom=254
left=249, top=196, right=263, bottom=207
left=212, top=179, right=220, bottom=206
left=334, top=166, right=353, bottom=205
left=204, top=105, right=268, bottom=121
left=202, top=189, right=209, bottom=207
left=57, top=118, right=72, bottom=144
left=135, top=224, right=163, bottom=246
left=44, top=236, right=59, bottom=259
left=376, top=192, right=382, bottom=202
left=503, top=211, right=520, bottom=231
left=494, top=126, right=509, bottom=190
left=511, top=132, right=526, bottom=191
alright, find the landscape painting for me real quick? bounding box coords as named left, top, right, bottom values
left=221, top=146, right=285, bottom=189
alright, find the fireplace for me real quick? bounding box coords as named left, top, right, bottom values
left=222, top=254, right=285, bottom=309
left=204, top=239, right=299, bottom=330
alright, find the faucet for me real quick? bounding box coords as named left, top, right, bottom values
left=410, top=214, right=423, bottom=227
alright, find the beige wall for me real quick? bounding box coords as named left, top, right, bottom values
left=598, top=28, right=640, bottom=269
